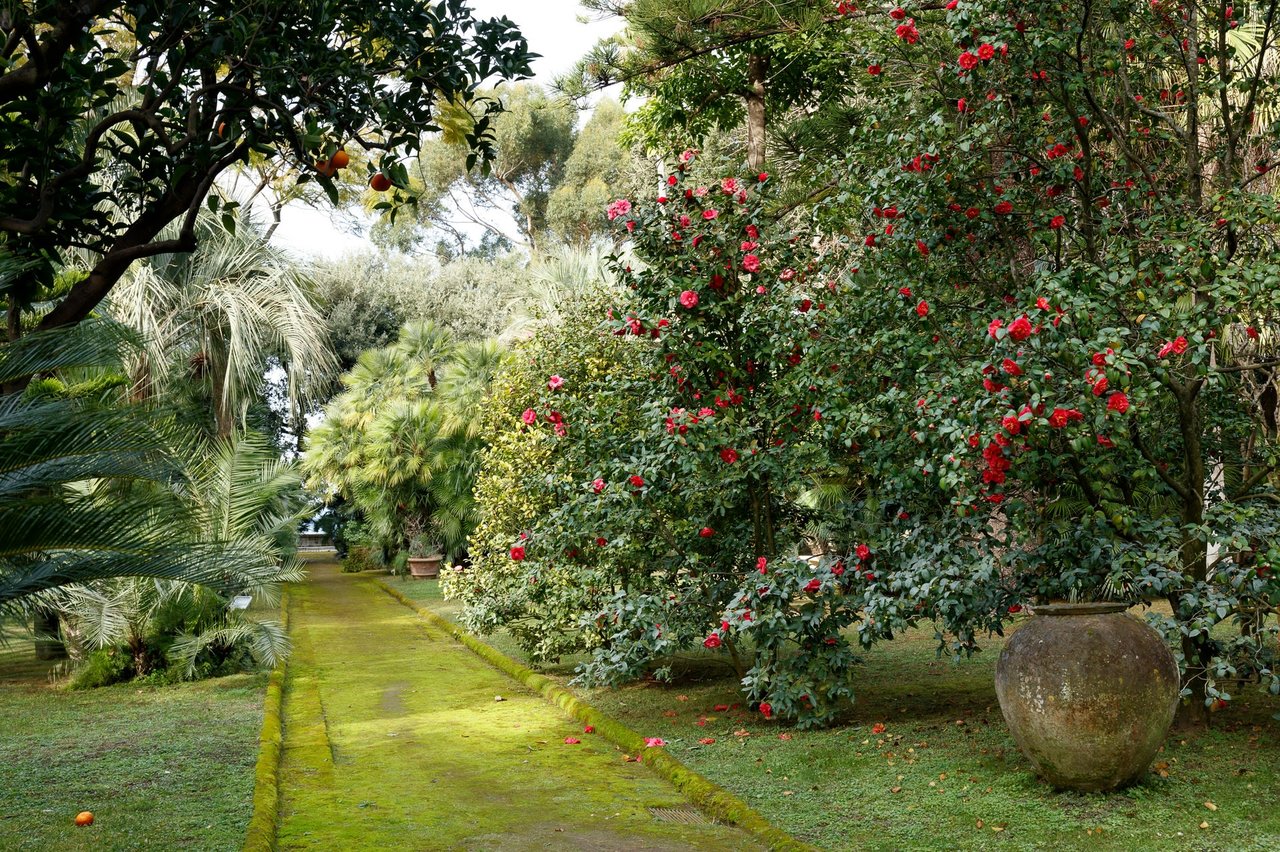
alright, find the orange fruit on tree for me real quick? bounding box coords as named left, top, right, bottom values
left=369, top=173, right=392, bottom=192
left=315, top=159, right=336, bottom=177
left=75, top=811, right=94, bottom=827
left=329, top=149, right=350, bottom=169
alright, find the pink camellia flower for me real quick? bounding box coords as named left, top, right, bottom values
left=1107, top=392, right=1130, bottom=414
left=564, top=737, right=581, bottom=744
left=629, top=474, right=645, bottom=488
left=584, top=725, right=595, bottom=733
left=720, top=447, right=739, bottom=464
left=680, top=148, right=696, bottom=164
left=757, top=556, right=769, bottom=574
left=721, top=177, right=739, bottom=194
left=916, top=300, right=929, bottom=317
left=1008, top=315, right=1033, bottom=341
left=510, top=546, right=526, bottom=561
left=547, top=375, right=564, bottom=390
left=644, top=737, right=667, bottom=748
left=592, top=477, right=605, bottom=494
left=679, top=289, right=699, bottom=308
left=703, top=209, right=718, bottom=220
left=742, top=254, right=761, bottom=273
left=699, top=527, right=714, bottom=538
left=804, top=578, right=821, bottom=593
left=704, top=633, right=722, bottom=648
left=521, top=408, right=537, bottom=425
left=988, top=318, right=1004, bottom=338
left=606, top=198, right=632, bottom=221
left=759, top=702, right=773, bottom=719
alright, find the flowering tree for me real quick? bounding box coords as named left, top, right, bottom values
left=803, top=0, right=1280, bottom=726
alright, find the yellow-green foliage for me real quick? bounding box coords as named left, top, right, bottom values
left=242, top=588, right=290, bottom=852
left=449, top=287, right=650, bottom=659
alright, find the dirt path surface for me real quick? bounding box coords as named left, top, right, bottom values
left=277, top=559, right=761, bottom=850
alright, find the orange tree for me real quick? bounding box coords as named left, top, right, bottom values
left=0, top=0, right=531, bottom=338
left=804, top=0, right=1280, bottom=727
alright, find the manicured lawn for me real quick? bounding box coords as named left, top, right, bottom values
left=388, top=575, right=1280, bottom=851
left=0, top=631, right=265, bottom=852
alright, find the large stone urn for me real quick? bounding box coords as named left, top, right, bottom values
left=994, top=602, right=1179, bottom=791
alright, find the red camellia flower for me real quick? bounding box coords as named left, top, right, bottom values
left=679, top=289, right=699, bottom=308
left=804, top=578, right=821, bottom=593
left=1048, top=407, right=1083, bottom=427
left=1092, top=376, right=1109, bottom=396
left=988, top=317, right=1004, bottom=337
left=965, top=206, right=980, bottom=219
left=510, top=546, right=526, bottom=561
left=698, top=737, right=716, bottom=745
left=759, top=702, right=773, bottom=719
left=1008, top=604, right=1023, bottom=614
left=592, top=477, right=605, bottom=494
left=1001, top=413, right=1021, bottom=435
left=629, top=474, right=645, bottom=488
left=1172, top=336, right=1189, bottom=354
left=855, top=543, right=871, bottom=561
left=547, top=374, right=565, bottom=390
left=699, top=526, right=714, bottom=538
left=1008, top=315, right=1033, bottom=340
left=584, top=725, right=595, bottom=733
left=977, top=43, right=995, bottom=60
left=899, top=286, right=912, bottom=298
left=958, top=51, right=979, bottom=70
left=1049, top=215, right=1065, bottom=229
left=758, top=172, right=769, bottom=182
left=595, top=536, right=608, bottom=547
left=957, top=98, right=967, bottom=113
left=868, top=63, right=882, bottom=75
left=917, top=239, right=930, bottom=256
left=889, top=6, right=906, bottom=19
left=1001, top=358, right=1023, bottom=376
left=757, top=556, right=769, bottom=574
left=916, top=300, right=929, bottom=317
left=1097, top=434, right=1115, bottom=448
left=1247, top=326, right=1260, bottom=339
left=993, top=200, right=1014, bottom=215
left=704, top=633, right=722, bottom=649
left=720, top=447, right=739, bottom=463
left=872, top=722, right=886, bottom=734
left=1107, top=392, right=1130, bottom=414
left=742, top=254, right=761, bottom=273
left=895, top=19, right=919, bottom=43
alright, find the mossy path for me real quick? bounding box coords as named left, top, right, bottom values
left=277, top=559, right=760, bottom=850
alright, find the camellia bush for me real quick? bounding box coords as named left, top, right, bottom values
left=795, top=0, right=1280, bottom=725
left=456, top=153, right=885, bottom=725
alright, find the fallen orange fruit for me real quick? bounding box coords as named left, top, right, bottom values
left=75, top=811, right=94, bottom=827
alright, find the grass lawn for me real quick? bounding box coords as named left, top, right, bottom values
left=386, top=574, right=1280, bottom=851
left=0, top=627, right=265, bottom=852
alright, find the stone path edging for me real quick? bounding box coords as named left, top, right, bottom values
left=242, top=587, right=291, bottom=852
left=373, top=578, right=817, bottom=852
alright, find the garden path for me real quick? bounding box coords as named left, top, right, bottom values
left=276, top=558, right=759, bottom=850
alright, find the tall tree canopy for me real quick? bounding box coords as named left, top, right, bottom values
left=0, top=0, right=532, bottom=335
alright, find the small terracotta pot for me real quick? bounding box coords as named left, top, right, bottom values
left=994, top=602, right=1179, bottom=791
left=407, top=554, right=443, bottom=579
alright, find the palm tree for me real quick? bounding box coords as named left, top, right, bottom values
left=0, top=319, right=291, bottom=612
left=104, top=212, right=336, bottom=438
left=53, top=433, right=305, bottom=677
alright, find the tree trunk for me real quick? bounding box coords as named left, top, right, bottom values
left=745, top=53, right=769, bottom=171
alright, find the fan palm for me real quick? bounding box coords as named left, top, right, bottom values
left=104, top=211, right=336, bottom=437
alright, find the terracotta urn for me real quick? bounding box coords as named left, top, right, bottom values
left=407, top=554, right=444, bottom=579
left=994, top=602, right=1179, bottom=791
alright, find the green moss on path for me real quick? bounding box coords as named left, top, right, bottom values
left=277, top=559, right=760, bottom=850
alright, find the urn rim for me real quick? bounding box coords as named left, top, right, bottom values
left=1029, top=602, right=1129, bottom=616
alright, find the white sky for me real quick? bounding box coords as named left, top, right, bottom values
left=270, top=0, right=621, bottom=259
